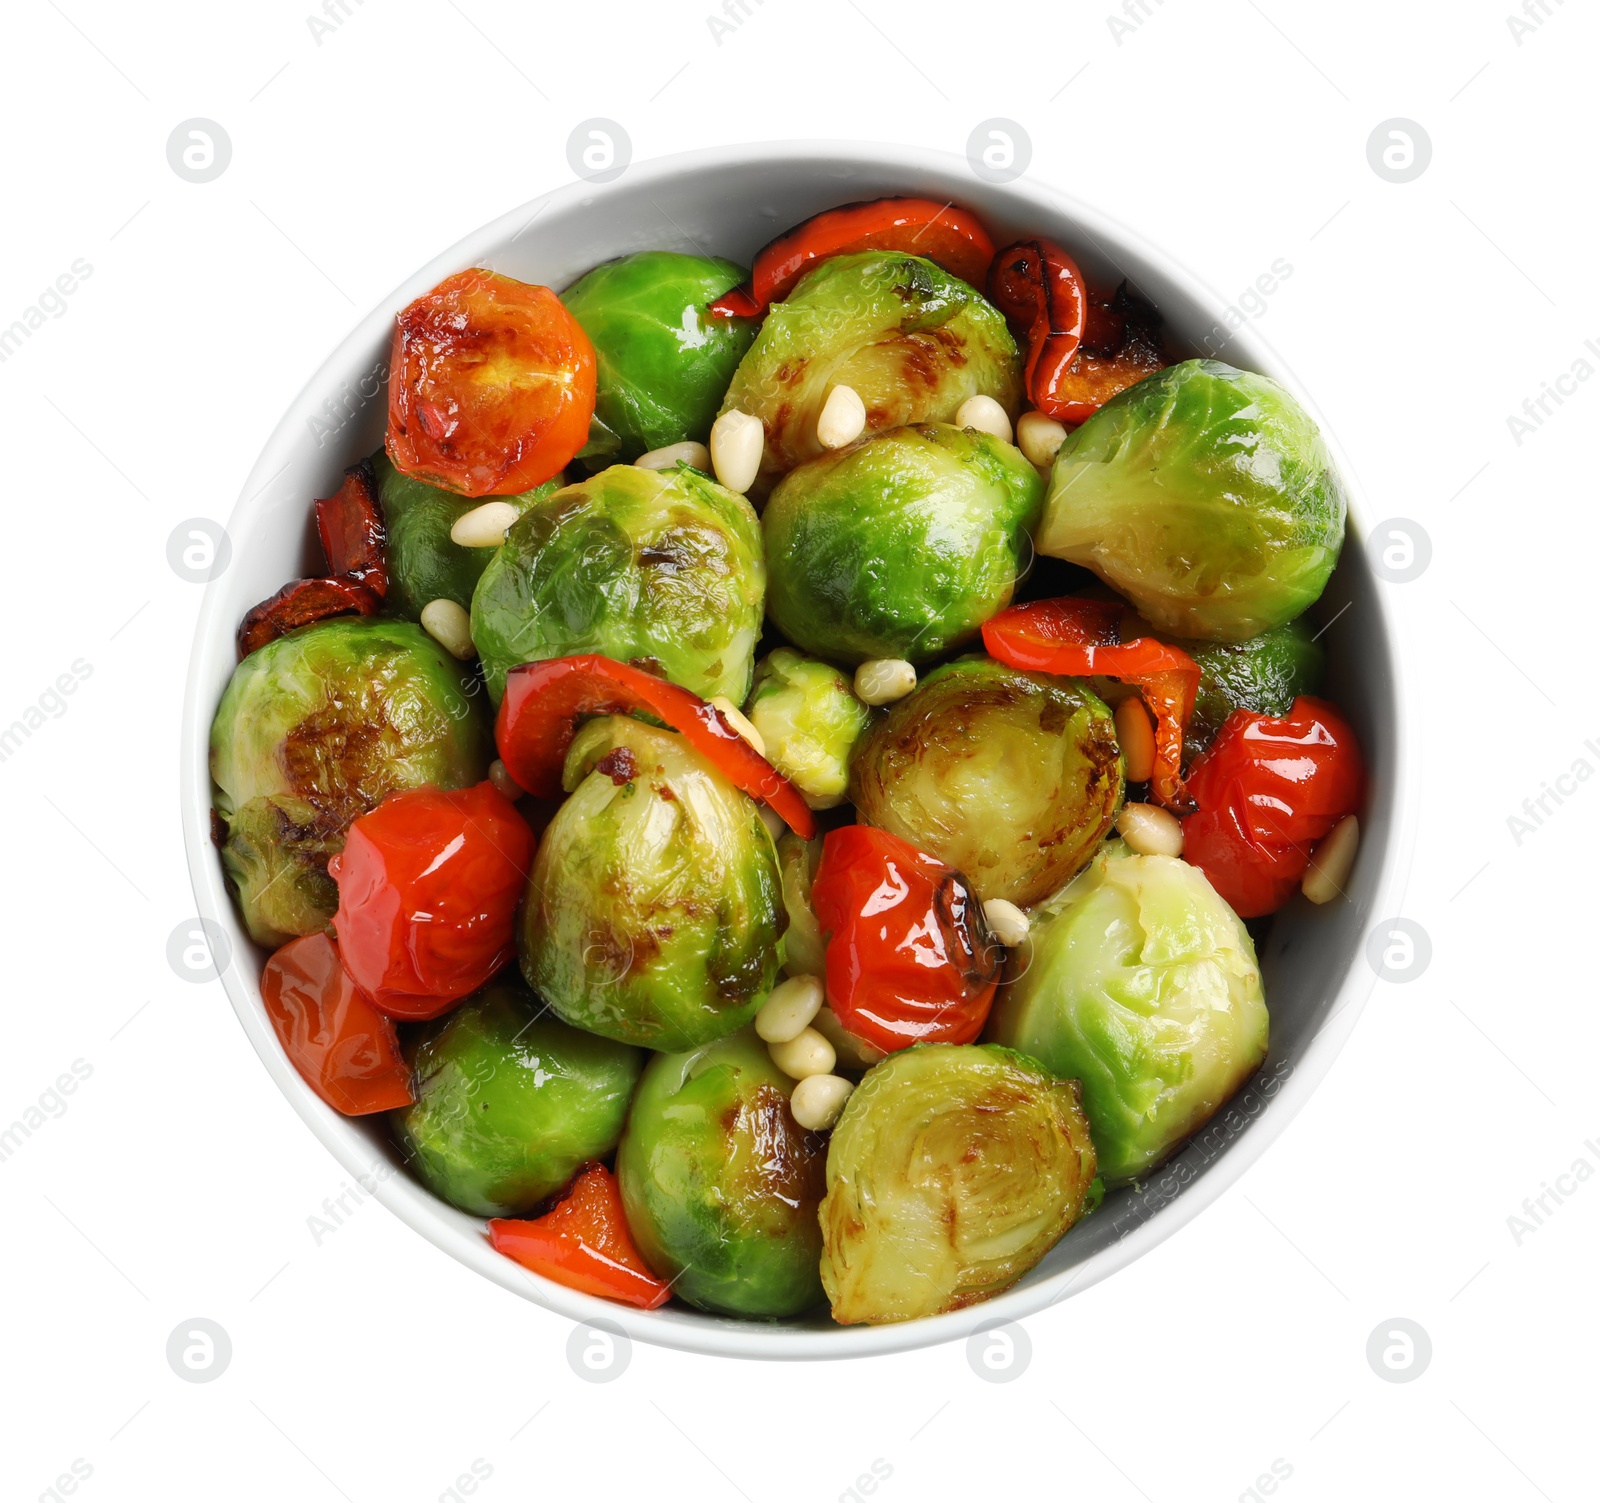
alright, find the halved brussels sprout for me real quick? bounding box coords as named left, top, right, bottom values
left=764, top=424, right=1043, bottom=665
left=519, top=716, right=784, bottom=1051
left=470, top=462, right=765, bottom=703
left=392, top=983, right=644, bottom=1218
left=775, top=830, right=827, bottom=978
left=1037, top=360, right=1347, bottom=642
left=1176, top=618, right=1326, bottom=761
left=210, top=618, right=490, bottom=947
left=747, top=649, right=871, bottom=810
left=850, top=658, right=1122, bottom=906
left=986, top=843, right=1268, bottom=1185
left=721, top=251, right=1022, bottom=495
left=562, top=251, right=757, bottom=461
left=616, top=1027, right=826, bottom=1318
left=820, top=1043, right=1097, bottom=1325
left=373, top=451, right=559, bottom=619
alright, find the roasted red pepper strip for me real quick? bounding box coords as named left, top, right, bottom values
left=987, top=238, right=1090, bottom=418
left=329, top=782, right=535, bottom=1019
left=988, top=243, right=1165, bottom=423
left=260, top=932, right=414, bottom=1115
left=315, top=460, right=388, bottom=596
left=489, top=1163, right=671, bottom=1310
left=709, top=197, right=995, bottom=318
left=1181, top=697, right=1364, bottom=917
left=236, top=576, right=380, bottom=659
left=982, top=598, right=1200, bottom=813
left=810, top=826, right=1001, bottom=1054
left=496, top=655, right=816, bottom=839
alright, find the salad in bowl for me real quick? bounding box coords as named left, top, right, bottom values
left=202, top=171, right=1372, bottom=1335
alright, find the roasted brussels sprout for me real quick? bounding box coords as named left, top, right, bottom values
left=747, top=649, right=870, bottom=810
left=471, top=462, right=765, bottom=703
left=775, top=830, right=827, bottom=978
left=616, top=1028, right=826, bottom=1318
left=210, top=618, right=490, bottom=947
left=721, top=251, right=1022, bottom=494
left=987, top=844, right=1268, bottom=1185
left=1037, top=360, right=1347, bottom=642
left=393, top=984, right=644, bottom=1218
left=562, top=252, right=757, bottom=461
left=850, top=658, right=1122, bottom=906
left=819, top=1043, right=1097, bottom=1324
left=1177, top=618, right=1326, bottom=761
left=764, top=424, right=1043, bottom=665
left=519, top=716, right=784, bottom=1051
left=373, top=452, right=558, bottom=619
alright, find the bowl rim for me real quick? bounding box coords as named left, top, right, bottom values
left=180, top=137, right=1414, bottom=1361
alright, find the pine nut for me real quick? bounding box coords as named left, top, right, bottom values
left=710, top=409, right=763, bottom=493
left=1117, top=801, right=1184, bottom=858
left=955, top=394, right=1012, bottom=443
left=420, top=598, right=475, bottom=660
left=1302, top=815, right=1359, bottom=904
left=1114, top=696, right=1156, bottom=782
left=635, top=440, right=711, bottom=472
left=768, top=1026, right=835, bottom=1081
left=710, top=695, right=766, bottom=757
left=982, top=898, right=1030, bottom=947
left=790, top=1073, right=855, bottom=1132
left=450, top=500, right=521, bottom=548
left=854, top=658, right=917, bottom=706
left=488, top=759, right=523, bottom=802
left=755, top=974, right=825, bottom=1043
left=811, top=1004, right=886, bottom=1070
left=1016, top=410, right=1068, bottom=468
left=816, top=384, right=867, bottom=449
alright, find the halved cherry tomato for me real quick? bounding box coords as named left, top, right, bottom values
left=982, top=598, right=1200, bottom=813
left=236, top=576, right=379, bottom=659
left=260, top=932, right=414, bottom=1115
left=496, top=654, right=816, bottom=839
left=708, top=197, right=995, bottom=318
left=314, top=459, right=387, bottom=596
left=810, top=826, right=1002, bottom=1054
left=1181, top=697, right=1365, bottom=918
left=489, top=1163, right=671, bottom=1310
left=387, top=268, right=596, bottom=497
left=329, top=782, right=534, bottom=1018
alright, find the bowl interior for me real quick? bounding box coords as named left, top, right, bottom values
left=181, top=141, right=1407, bottom=1360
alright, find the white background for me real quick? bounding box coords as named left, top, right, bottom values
left=2, top=0, right=1595, bottom=1499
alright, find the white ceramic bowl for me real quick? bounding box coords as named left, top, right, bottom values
left=181, top=141, right=1411, bottom=1360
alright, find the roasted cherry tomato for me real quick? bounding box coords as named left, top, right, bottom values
left=1181, top=696, right=1365, bottom=917
left=236, top=576, right=379, bottom=659
left=982, top=597, right=1200, bottom=812
left=329, top=782, right=534, bottom=1018
left=489, top=1162, right=671, bottom=1310
left=709, top=197, right=995, bottom=318
left=810, top=826, right=1002, bottom=1054
left=260, top=932, right=413, bottom=1115
left=387, top=268, right=596, bottom=498
left=496, top=654, right=815, bottom=839
left=314, top=459, right=387, bottom=596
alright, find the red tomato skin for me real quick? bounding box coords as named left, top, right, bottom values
left=1182, top=697, right=1365, bottom=918
left=329, top=782, right=534, bottom=1017
left=811, top=826, right=1000, bottom=1054
left=386, top=269, right=596, bottom=498
left=260, top=933, right=413, bottom=1115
